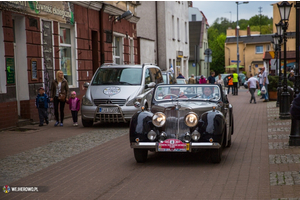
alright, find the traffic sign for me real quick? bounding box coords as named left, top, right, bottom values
left=231, top=60, right=241, bottom=63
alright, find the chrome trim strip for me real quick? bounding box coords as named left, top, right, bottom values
left=130, top=142, right=221, bottom=150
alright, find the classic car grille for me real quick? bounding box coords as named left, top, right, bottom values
left=94, top=99, right=126, bottom=106
left=164, top=109, right=190, bottom=140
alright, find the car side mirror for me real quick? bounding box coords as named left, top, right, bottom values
left=83, top=82, right=90, bottom=88
left=145, top=82, right=156, bottom=89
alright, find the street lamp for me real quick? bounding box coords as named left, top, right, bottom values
left=277, top=1, right=293, bottom=119
left=289, top=1, right=300, bottom=146
left=274, top=22, right=283, bottom=108
left=236, top=1, right=249, bottom=75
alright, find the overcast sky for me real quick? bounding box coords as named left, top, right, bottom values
left=192, top=1, right=278, bottom=26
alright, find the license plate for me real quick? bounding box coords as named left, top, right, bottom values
left=99, top=107, right=119, bottom=113
left=157, top=139, right=188, bottom=152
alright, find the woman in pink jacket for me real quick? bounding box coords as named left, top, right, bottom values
left=199, top=75, right=207, bottom=84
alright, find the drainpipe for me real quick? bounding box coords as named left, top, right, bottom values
left=226, top=46, right=230, bottom=66
left=100, top=5, right=105, bottom=64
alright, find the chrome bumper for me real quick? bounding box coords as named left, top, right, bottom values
left=94, top=104, right=126, bottom=123
left=130, top=142, right=221, bottom=152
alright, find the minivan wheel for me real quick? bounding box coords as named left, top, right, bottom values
left=82, top=118, right=93, bottom=127
left=134, top=149, right=148, bottom=163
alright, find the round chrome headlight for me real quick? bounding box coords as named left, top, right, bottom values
left=184, top=112, right=199, bottom=127
left=152, top=112, right=166, bottom=127
left=191, top=130, right=201, bottom=141
left=147, top=130, right=157, bottom=141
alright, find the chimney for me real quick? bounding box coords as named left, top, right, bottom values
left=247, top=25, right=250, bottom=36
left=188, top=1, right=193, bottom=7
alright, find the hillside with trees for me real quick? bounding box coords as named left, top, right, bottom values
left=208, top=15, right=273, bottom=75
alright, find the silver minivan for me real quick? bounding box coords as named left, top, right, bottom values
left=81, top=63, right=163, bottom=127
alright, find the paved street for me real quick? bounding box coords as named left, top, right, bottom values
left=0, top=88, right=300, bottom=200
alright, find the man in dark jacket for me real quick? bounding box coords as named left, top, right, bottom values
left=290, top=93, right=300, bottom=120
left=36, top=87, right=50, bottom=126
left=177, top=73, right=185, bottom=79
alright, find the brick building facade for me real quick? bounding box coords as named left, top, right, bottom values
left=0, top=1, right=139, bottom=129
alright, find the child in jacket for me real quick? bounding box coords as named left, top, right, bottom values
left=35, top=87, right=50, bottom=126
left=66, top=91, right=80, bottom=126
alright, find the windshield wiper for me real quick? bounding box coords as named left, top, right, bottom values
left=119, top=81, right=133, bottom=85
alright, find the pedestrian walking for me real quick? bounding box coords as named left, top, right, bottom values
left=199, top=75, right=206, bottom=84
left=188, top=74, right=196, bottom=84
left=232, top=70, right=238, bottom=95
left=207, top=71, right=216, bottom=84
left=216, top=74, right=224, bottom=88
left=258, top=71, right=265, bottom=99
left=227, top=75, right=233, bottom=94
left=35, top=87, right=50, bottom=126
left=66, top=91, right=80, bottom=126
left=288, top=70, right=295, bottom=85
left=261, top=67, right=269, bottom=102
left=177, top=72, right=185, bottom=79
left=247, top=74, right=259, bottom=104
left=50, top=70, right=69, bottom=127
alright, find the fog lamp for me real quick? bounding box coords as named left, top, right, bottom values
left=191, top=130, right=201, bottom=141
left=147, top=130, right=157, bottom=141
left=159, top=132, right=167, bottom=142
left=184, top=132, right=191, bottom=143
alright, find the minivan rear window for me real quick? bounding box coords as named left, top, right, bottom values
left=92, top=68, right=142, bottom=85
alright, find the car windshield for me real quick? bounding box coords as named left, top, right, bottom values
left=154, top=85, right=221, bottom=101
left=92, top=68, right=142, bottom=85
left=162, top=74, right=167, bottom=84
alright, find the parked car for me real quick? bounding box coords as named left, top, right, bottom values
left=239, top=73, right=247, bottom=86
left=130, top=84, right=234, bottom=163
left=162, top=71, right=176, bottom=84
left=81, top=63, right=163, bottom=127
left=176, top=79, right=187, bottom=84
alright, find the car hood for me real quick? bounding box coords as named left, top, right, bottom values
left=89, top=85, right=141, bottom=99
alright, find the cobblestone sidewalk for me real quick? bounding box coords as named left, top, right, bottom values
left=0, top=127, right=127, bottom=186
left=267, top=101, right=300, bottom=200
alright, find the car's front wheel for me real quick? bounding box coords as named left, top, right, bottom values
left=211, top=148, right=222, bottom=163
left=134, top=149, right=148, bottom=163
left=82, top=118, right=93, bottom=127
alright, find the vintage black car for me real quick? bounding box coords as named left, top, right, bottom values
left=129, top=84, right=234, bottom=163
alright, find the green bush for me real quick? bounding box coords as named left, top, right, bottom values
left=268, top=75, right=294, bottom=91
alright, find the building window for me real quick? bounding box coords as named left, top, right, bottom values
left=266, top=44, right=270, bottom=51
left=113, top=36, right=123, bottom=64
left=130, top=39, right=134, bottom=64
left=192, top=14, right=196, bottom=21
left=60, top=25, right=75, bottom=86
left=177, top=18, right=180, bottom=41
left=172, top=15, right=175, bottom=40
left=256, top=46, right=263, bottom=54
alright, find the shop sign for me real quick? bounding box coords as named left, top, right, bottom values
left=0, top=1, right=74, bottom=24
left=6, top=58, right=15, bottom=84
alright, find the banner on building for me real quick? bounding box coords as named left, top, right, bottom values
left=0, top=1, right=74, bottom=24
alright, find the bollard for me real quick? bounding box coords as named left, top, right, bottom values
left=289, top=117, right=300, bottom=146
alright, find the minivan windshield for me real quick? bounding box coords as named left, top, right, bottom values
left=92, top=68, right=142, bottom=85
